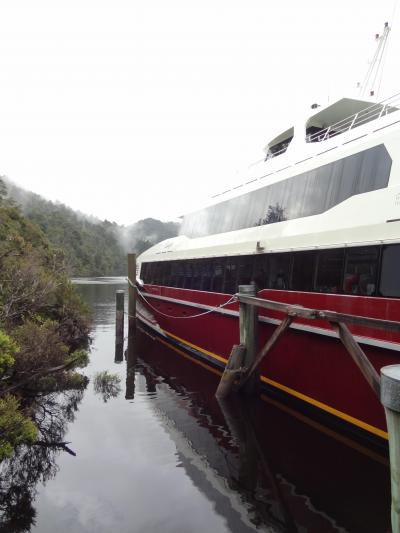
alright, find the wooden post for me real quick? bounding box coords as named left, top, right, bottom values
left=125, top=333, right=137, bottom=400
left=381, top=365, right=400, bottom=533
left=238, top=284, right=258, bottom=394
left=115, top=290, right=124, bottom=342
left=128, top=253, right=137, bottom=333
left=215, top=344, right=246, bottom=399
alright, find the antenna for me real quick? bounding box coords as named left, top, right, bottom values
left=359, top=22, right=390, bottom=98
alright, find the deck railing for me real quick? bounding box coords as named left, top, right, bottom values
left=306, top=92, right=400, bottom=143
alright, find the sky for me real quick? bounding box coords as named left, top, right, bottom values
left=0, top=0, right=399, bottom=225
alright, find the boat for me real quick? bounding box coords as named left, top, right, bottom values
left=135, top=27, right=400, bottom=448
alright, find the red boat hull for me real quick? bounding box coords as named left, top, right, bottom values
left=138, top=285, right=400, bottom=445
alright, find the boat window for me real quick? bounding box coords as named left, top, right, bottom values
left=380, top=245, right=400, bottom=297
left=212, top=259, right=225, bottom=293
left=191, top=260, right=202, bottom=290
left=181, top=145, right=391, bottom=238
left=254, top=255, right=269, bottom=290
left=224, top=258, right=238, bottom=294
left=265, top=136, right=293, bottom=160
left=169, top=261, right=180, bottom=287
left=315, top=249, right=344, bottom=293
left=147, top=262, right=156, bottom=284
left=200, top=260, right=213, bottom=291
left=343, top=247, right=379, bottom=296
left=159, top=262, right=170, bottom=285
left=265, top=127, right=294, bottom=160
left=142, top=244, right=400, bottom=299
left=269, top=253, right=292, bottom=290
left=140, top=263, right=148, bottom=281
left=237, top=256, right=255, bottom=286
left=183, top=261, right=193, bottom=289
left=291, top=251, right=316, bottom=291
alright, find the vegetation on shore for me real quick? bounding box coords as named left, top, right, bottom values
left=0, top=178, right=91, bottom=460
left=5, top=178, right=180, bottom=277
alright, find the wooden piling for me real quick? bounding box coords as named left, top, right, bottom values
left=128, top=253, right=137, bottom=333
left=125, top=333, right=137, bottom=400
left=115, top=290, right=125, bottom=343
left=238, top=284, right=258, bottom=394
left=381, top=365, right=400, bottom=533
left=215, top=344, right=246, bottom=399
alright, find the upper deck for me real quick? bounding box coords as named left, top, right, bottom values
left=179, top=93, right=400, bottom=239
left=141, top=92, right=400, bottom=264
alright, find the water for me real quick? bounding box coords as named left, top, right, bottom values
left=1, top=278, right=392, bottom=532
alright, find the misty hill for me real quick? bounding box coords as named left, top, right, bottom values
left=4, top=179, right=180, bottom=277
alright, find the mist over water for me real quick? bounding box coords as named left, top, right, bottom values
left=1, top=278, right=391, bottom=533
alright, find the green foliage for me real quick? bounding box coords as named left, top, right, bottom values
left=4, top=178, right=180, bottom=276
left=0, top=331, right=18, bottom=377
left=5, top=179, right=126, bottom=276
left=0, top=396, right=38, bottom=460
left=11, top=321, right=68, bottom=375
left=93, top=371, right=121, bottom=403
left=66, top=349, right=89, bottom=369
left=0, top=184, right=91, bottom=460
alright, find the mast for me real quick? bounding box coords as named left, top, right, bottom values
left=359, top=22, right=390, bottom=98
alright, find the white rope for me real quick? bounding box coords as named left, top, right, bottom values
left=126, top=277, right=237, bottom=320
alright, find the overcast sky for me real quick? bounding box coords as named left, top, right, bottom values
left=0, top=0, right=399, bottom=225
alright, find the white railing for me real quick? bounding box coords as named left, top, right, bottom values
left=306, top=92, right=400, bottom=143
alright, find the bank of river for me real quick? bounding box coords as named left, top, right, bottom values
left=1, top=278, right=392, bottom=532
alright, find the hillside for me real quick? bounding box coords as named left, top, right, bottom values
left=0, top=176, right=91, bottom=460
left=4, top=179, right=180, bottom=277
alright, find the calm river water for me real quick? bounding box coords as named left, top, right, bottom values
left=1, top=278, right=393, bottom=532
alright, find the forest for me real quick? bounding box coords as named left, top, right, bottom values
left=4, top=178, right=180, bottom=277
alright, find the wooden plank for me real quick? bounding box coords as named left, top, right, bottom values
left=236, top=294, right=400, bottom=333
left=238, top=315, right=294, bottom=389
left=331, top=321, right=381, bottom=397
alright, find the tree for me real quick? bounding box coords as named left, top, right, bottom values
left=260, top=203, right=287, bottom=225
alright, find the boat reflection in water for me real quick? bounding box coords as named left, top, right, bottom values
left=128, top=326, right=391, bottom=533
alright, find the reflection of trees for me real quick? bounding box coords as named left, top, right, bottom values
left=93, top=371, right=121, bottom=403
left=0, top=386, right=86, bottom=533
left=258, top=203, right=287, bottom=225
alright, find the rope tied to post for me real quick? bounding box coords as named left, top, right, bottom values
left=127, top=277, right=237, bottom=320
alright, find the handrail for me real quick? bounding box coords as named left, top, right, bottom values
left=306, top=92, right=400, bottom=144
left=235, top=293, right=400, bottom=332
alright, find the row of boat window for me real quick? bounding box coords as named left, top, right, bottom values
left=140, top=243, right=400, bottom=298
left=180, top=144, right=391, bottom=238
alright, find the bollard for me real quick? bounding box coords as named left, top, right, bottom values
left=115, top=290, right=125, bottom=344
left=381, top=365, right=400, bottom=533
left=128, top=253, right=137, bottom=333
left=238, top=284, right=258, bottom=394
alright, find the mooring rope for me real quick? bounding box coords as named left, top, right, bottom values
left=126, top=277, right=237, bottom=320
